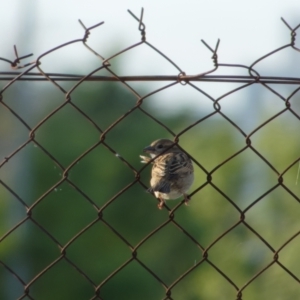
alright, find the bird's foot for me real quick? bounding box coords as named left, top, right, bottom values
left=157, top=198, right=165, bottom=210
left=184, top=194, right=191, bottom=206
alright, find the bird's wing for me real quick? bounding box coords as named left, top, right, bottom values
left=147, top=181, right=171, bottom=194
left=167, top=152, right=193, bottom=178
left=150, top=152, right=193, bottom=193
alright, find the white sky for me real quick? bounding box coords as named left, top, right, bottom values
left=1, top=0, right=299, bottom=113
left=1, top=1, right=298, bottom=69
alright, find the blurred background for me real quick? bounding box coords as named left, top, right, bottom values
left=0, top=1, right=300, bottom=299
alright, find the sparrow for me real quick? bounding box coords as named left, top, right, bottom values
left=140, top=139, right=194, bottom=209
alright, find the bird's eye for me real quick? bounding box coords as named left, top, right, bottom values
left=157, top=144, right=163, bottom=149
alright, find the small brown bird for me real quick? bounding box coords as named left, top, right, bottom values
left=140, top=139, right=194, bottom=209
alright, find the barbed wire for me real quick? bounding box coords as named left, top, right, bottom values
left=0, top=8, right=300, bottom=300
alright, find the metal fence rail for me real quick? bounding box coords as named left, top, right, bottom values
left=0, top=9, right=300, bottom=300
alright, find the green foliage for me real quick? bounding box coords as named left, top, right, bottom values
left=1, top=79, right=300, bottom=299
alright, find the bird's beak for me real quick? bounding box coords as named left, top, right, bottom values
left=143, top=145, right=155, bottom=153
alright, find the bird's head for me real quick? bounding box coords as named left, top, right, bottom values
left=143, top=139, right=178, bottom=158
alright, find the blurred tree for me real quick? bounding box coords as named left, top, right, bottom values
left=1, top=78, right=299, bottom=300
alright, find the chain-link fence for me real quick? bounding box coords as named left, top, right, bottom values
left=1, top=9, right=300, bottom=300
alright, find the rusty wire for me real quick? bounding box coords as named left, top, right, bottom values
left=0, top=8, right=300, bottom=300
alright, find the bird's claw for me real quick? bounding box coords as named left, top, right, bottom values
left=184, top=194, right=191, bottom=206
left=158, top=199, right=165, bottom=210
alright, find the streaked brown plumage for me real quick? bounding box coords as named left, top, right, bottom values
left=140, top=139, right=194, bottom=209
